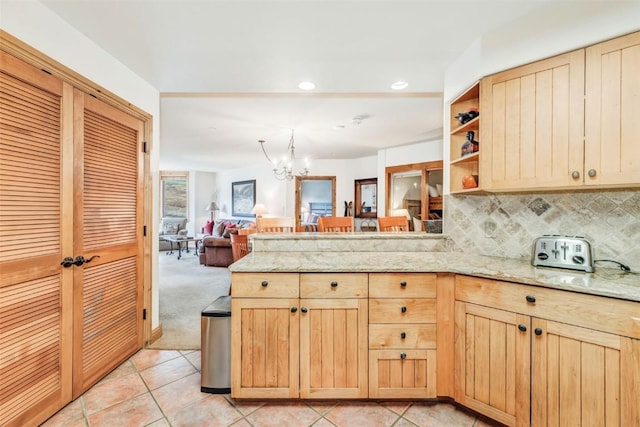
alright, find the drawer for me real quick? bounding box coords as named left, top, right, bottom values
left=231, top=272, right=299, bottom=298
left=369, top=324, right=436, bottom=349
left=455, top=275, right=640, bottom=339
left=369, top=299, right=436, bottom=323
left=369, top=273, right=436, bottom=298
left=300, top=273, right=368, bottom=298
left=369, top=349, right=437, bottom=398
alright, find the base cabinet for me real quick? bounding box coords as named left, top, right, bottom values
left=454, top=302, right=530, bottom=426
left=455, top=275, right=640, bottom=427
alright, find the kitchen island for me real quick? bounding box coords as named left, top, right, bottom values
left=228, top=233, right=640, bottom=426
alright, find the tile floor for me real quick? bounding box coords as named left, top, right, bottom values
left=41, top=349, right=499, bottom=427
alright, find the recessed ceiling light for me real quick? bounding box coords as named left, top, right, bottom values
left=391, top=81, right=409, bottom=90
left=298, top=81, right=316, bottom=91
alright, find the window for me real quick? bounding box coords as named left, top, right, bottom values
left=160, top=172, right=188, bottom=218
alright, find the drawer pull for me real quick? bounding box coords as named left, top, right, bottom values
left=400, top=352, right=407, bottom=360
left=518, top=324, right=527, bottom=332
left=330, top=281, right=338, bottom=287
left=534, top=328, right=543, bottom=336
left=301, top=307, right=308, bottom=313
left=525, top=295, right=536, bottom=303
left=401, top=306, right=407, bottom=313
left=261, top=281, right=269, bottom=287
left=400, top=281, right=407, bottom=287
left=400, top=332, right=406, bottom=339
left=290, top=307, right=297, bottom=313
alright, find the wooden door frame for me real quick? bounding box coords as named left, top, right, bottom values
left=294, top=176, right=336, bottom=231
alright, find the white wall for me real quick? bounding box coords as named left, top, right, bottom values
left=188, top=171, right=217, bottom=235
left=1, top=1, right=163, bottom=328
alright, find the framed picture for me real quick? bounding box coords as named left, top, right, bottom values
left=232, top=179, right=256, bottom=217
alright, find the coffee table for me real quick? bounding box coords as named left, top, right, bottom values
left=162, top=236, right=202, bottom=260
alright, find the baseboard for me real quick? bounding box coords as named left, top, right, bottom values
left=149, top=324, right=163, bottom=345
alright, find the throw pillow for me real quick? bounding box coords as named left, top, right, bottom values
left=222, top=223, right=237, bottom=238
left=164, top=222, right=179, bottom=234
left=212, top=220, right=225, bottom=238
left=204, top=220, right=214, bottom=235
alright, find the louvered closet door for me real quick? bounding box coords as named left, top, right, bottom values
left=0, top=52, right=73, bottom=427
left=72, top=90, right=144, bottom=396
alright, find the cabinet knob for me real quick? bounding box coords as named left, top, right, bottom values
left=518, top=324, right=527, bottom=332
left=525, top=295, right=536, bottom=303
left=400, top=332, right=406, bottom=339
left=401, top=306, right=407, bottom=313
left=301, top=307, right=308, bottom=313
left=261, top=281, right=269, bottom=287
left=400, top=281, right=407, bottom=287
left=588, top=169, right=597, bottom=178
left=571, top=170, right=580, bottom=179
left=400, top=352, right=407, bottom=360
left=534, top=328, right=543, bottom=336
left=290, top=307, right=297, bottom=313
left=330, top=281, right=338, bottom=287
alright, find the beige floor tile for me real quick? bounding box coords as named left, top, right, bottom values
left=139, top=355, right=197, bottom=390
left=307, top=401, right=338, bottom=416
left=130, top=349, right=181, bottom=371
left=224, top=396, right=265, bottom=416
left=147, top=419, right=171, bottom=427
left=246, top=402, right=322, bottom=427
left=168, top=394, right=243, bottom=427
left=152, top=372, right=208, bottom=416
left=403, top=402, right=476, bottom=427
left=40, top=398, right=84, bottom=426
left=394, top=418, right=419, bottom=427
left=99, top=360, right=137, bottom=383
left=185, top=350, right=202, bottom=371
left=311, top=418, right=337, bottom=427
left=87, top=393, right=163, bottom=427
left=380, top=401, right=412, bottom=415
left=230, top=419, right=252, bottom=426
left=83, top=372, right=148, bottom=415
left=324, top=402, right=400, bottom=427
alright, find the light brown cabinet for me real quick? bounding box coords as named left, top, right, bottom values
left=454, top=30, right=640, bottom=193
left=480, top=49, right=585, bottom=191
left=231, top=272, right=368, bottom=399
left=584, top=31, right=640, bottom=187
left=368, top=273, right=437, bottom=398
left=454, top=275, right=640, bottom=426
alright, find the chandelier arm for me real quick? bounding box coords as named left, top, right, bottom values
left=259, top=140, right=276, bottom=166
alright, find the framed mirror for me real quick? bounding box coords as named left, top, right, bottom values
left=294, top=176, right=336, bottom=231
left=354, top=178, right=377, bottom=218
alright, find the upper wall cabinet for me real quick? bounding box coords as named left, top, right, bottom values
left=479, top=50, right=585, bottom=191
left=449, top=82, right=481, bottom=194
left=470, top=30, right=640, bottom=193
left=585, top=31, right=640, bottom=187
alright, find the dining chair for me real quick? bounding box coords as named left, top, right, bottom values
left=318, top=216, right=355, bottom=232
left=256, top=217, right=295, bottom=233
left=377, top=216, right=410, bottom=232
left=230, top=232, right=251, bottom=262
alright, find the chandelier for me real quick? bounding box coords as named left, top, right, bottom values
left=259, top=129, right=310, bottom=181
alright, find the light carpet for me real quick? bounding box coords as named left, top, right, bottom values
left=147, top=251, right=231, bottom=350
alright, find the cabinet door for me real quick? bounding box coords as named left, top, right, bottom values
left=480, top=50, right=585, bottom=190
left=455, top=302, right=530, bottom=427
left=231, top=298, right=299, bottom=398
left=531, top=319, right=640, bottom=426
left=369, top=349, right=436, bottom=398
left=299, top=299, right=368, bottom=398
left=585, top=31, right=640, bottom=186
left=0, top=51, right=73, bottom=427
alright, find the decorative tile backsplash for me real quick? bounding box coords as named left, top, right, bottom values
left=445, top=190, right=640, bottom=273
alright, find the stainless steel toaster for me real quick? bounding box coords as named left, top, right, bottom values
left=532, top=235, right=594, bottom=273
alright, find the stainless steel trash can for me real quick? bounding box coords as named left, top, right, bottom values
left=201, top=296, right=231, bottom=393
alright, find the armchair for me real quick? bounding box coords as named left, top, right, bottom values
left=159, top=217, right=188, bottom=251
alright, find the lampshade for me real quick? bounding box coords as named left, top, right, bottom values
left=206, top=202, right=219, bottom=212
left=251, top=203, right=268, bottom=216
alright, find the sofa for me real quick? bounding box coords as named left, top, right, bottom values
left=199, top=219, right=255, bottom=267
left=159, top=217, right=188, bottom=251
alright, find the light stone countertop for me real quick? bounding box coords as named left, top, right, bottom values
left=229, top=251, right=640, bottom=302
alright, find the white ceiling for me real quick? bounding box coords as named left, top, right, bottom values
left=39, top=0, right=555, bottom=172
